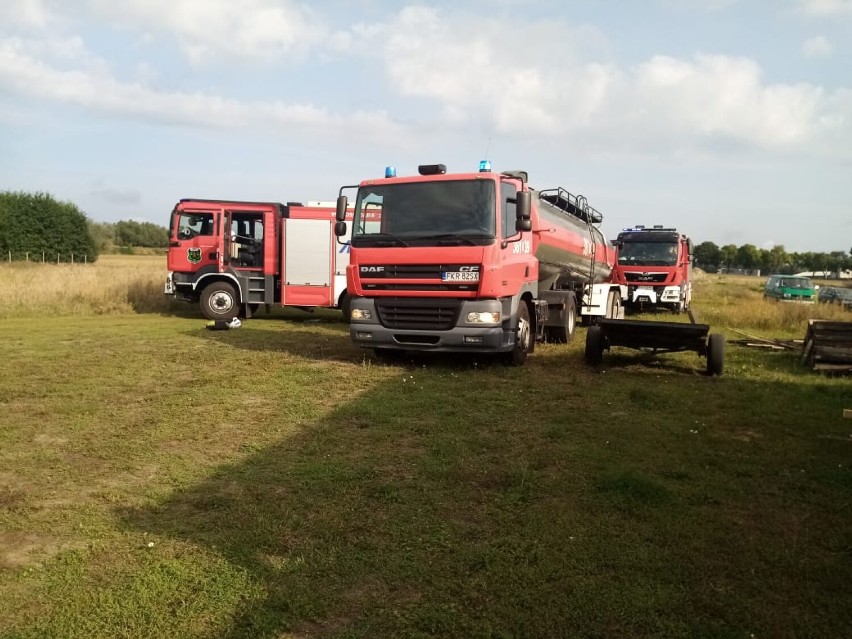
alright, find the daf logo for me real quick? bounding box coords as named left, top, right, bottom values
left=360, top=266, right=385, bottom=273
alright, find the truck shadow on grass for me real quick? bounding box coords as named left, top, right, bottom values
left=116, top=359, right=852, bottom=638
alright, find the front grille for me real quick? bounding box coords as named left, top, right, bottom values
left=360, top=264, right=477, bottom=279
left=625, top=272, right=668, bottom=284
left=375, top=297, right=462, bottom=330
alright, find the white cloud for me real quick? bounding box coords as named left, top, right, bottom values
left=0, top=0, right=55, bottom=30
left=802, top=35, right=834, bottom=57
left=0, top=38, right=405, bottom=140
left=87, top=0, right=333, bottom=64
left=628, top=54, right=824, bottom=148
left=378, top=6, right=614, bottom=135
left=370, top=8, right=844, bottom=156
left=795, top=0, right=852, bottom=16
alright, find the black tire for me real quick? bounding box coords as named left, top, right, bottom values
left=503, top=301, right=532, bottom=366
left=200, top=282, right=239, bottom=321
left=338, top=291, right=352, bottom=322
left=606, top=290, right=622, bottom=319
left=706, top=333, right=724, bottom=376
left=545, top=296, right=576, bottom=343
left=585, top=325, right=604, bottom=365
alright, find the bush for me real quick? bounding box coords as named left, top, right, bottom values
left=0, top=191, right=99, bottom=262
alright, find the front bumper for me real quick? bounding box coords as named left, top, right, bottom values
left=349, top=297, right=514, bottom=353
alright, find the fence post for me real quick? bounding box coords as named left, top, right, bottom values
left=42, top=252, right=45, bottom=263
left=26, top=252, right=29, bottom=262
left=71, top=253, right=74, bottom=264
left=57, top=253, right=60, bottom=264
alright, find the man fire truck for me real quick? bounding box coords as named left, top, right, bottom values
left=164, top=199, right=352, bottom=320
left=333, top=162, right=625, bottom=365
left=610, top=225, right=693, bottom=312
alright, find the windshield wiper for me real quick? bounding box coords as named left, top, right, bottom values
left=356, top=233, right=410, bottom=247
left=415, top=233, right=481, bottom=246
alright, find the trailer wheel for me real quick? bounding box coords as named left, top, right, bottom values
left=503, top=301, right=531, bottom=366
left=585, top=325, right=604, bottom=365
left=200, top=282, right=239, bottom=321
left=545, top=296, right=576, bottom=343
left=706, top=333, right=724, bottom=376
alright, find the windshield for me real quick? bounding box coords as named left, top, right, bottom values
left=835, top=288, right=852, bottom=300
left=779, top=278, right=813, bottom=289
left=351, top=179, right=496, bottom=247
left=617, top=241, right=679, bottom=266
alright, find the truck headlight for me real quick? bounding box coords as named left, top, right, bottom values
left=466, top=311, right=501, bottom=324
left=351, top=308, right=372, bottom=320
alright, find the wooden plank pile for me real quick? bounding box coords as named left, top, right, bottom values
left=801, top=320, right=852, bottom=373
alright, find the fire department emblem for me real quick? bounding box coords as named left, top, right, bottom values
left=187, top=248, right=202, bottom=264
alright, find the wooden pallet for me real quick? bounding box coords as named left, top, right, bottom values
left=801, top=320, right=852, bottom=373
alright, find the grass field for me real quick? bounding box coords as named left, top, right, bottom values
left=0, top=257, right=850, bottom=638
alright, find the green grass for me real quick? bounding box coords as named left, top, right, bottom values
left=1, top=270, right=851, bottom=638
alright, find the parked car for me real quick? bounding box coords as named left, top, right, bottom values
left=763, top=274, right=816, bottom=303
left=817, top=286, right=852, bottom=308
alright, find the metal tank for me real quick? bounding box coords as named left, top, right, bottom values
left=530, top=187, right=614, bottom=290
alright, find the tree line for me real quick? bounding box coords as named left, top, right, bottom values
left=2, top=190, right=849, bottom=272
left=1, top=191, right=168, bottom=261
left=692, top=241, right=852, bottom=276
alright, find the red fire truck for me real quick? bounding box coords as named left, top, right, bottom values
left=333, top=162, right=626, bottom=365
left=610, top=225, right=693, bottom=312
left=165, top=199, right=352, bottom=320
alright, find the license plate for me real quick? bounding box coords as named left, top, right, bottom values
left=442, top=271, right=479, bottom=282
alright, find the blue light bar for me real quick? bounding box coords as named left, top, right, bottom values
left=479, top=160, right=491, bottom=172
left=385, top=166, right=396, bottom=178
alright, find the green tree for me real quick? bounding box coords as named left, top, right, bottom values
left=693, top=241, right=721, bottom=272
left=0, top=191, right=98, bottom=261
left=719, top=244, right=738, bottom=270
left=762, top=245, right=787, bottom=274
left=736, top=244, right=761, bottom=270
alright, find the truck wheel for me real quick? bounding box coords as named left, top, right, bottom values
left=545, top=296, right=576, bottom=343
left=706, top=333, right=724, bottom=376
left=200, top=282, right=239, bottom=321
left=338, top=291, right=352, bottom=323
left=606, top=290, right=622, bottom=319
left=585, top=325, right=604, bottom=365
left=503, top=301, right=531, bottom=366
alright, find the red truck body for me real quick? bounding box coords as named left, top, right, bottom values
left=334, top=164, right=625, bottom=364
left=165, top=199, right=353, bottom=320
left=610, top=226, right=693, bottom=312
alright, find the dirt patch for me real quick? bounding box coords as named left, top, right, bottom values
left=0, top=531, right=85, bottom=569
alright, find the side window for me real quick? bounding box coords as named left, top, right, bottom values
left=178, top=212, right=214, bottom=239
left=501, top=182, right=517, bottom=239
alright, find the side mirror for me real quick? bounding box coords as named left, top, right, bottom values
left=516, top=219, right=532, bottom=232
left=335, top=196, right=348, bottom=222
left=334, top=221, right=347, bottom=237
left=516, top=191, right=531, bottom=221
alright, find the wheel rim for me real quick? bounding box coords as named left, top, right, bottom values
left=210, top=291, right=234, bottom=314
left=518, top=314, right=530, bottom=350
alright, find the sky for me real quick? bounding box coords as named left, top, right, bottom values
left=1, top=0, right=850, bottom=253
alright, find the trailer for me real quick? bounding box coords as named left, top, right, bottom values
left=584, top=315, right=724, bottom=375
